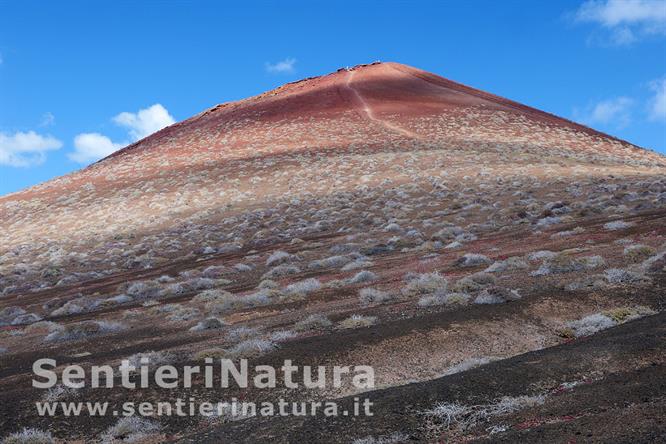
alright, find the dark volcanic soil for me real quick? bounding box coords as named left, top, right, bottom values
left=183, top=311, right=666, bottom=443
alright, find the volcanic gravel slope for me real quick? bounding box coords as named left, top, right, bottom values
left=0, top=62, right=665, bottom=443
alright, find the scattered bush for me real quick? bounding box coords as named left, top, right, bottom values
left=226, top=326, right=261, bottom=342
left=10, top=313, right=42, bottom=325
left=536, top=216, right=561, bottom=227
left=234, top=263, right=253, bottom=273
left=347, top=270, right=378, bottom=284
left=414, top=292, right=443, bottom=307
left=580, top=255, right=605, bottom=269
left=352, top=432, right=409, bottom=444
left=201, top=265, right=227, bottom=278
left=0, top=307, right=26, bottom=326
left=181, top=277, right=218, bottom=291
left=550, top=227, right=585, bottom=238
left=193, top=289, right=233, bottom=303
left=337, top=314, right=377, bottom=329
left=125, top=280, right=163, bottom=300
left=294, top=314, right=332, bottom=331
left=2, top=428, right=54, bottom=444
left=42, top=384, right=78, bottom=402
left=641, top=250, right=666, bottom=272
left=603, top=220, right=634, bottom=231
left=564, top=275, right=607, bottom=292
left=258, top=279, right=279, bottom=289
left=166, top=306, right=200, bottom=322
left=425, top=394, right=545, bottom=431
left=101, top=294, right=132, bottom=307
left=194, top=348, right=228, bottom=360
left=45, top=320, right=124, bottom=342
left=473, top=292, right=504, bottom=305
left=270, top=330, right=297, bottom=342
left=527, top=250, right=556, bottom=261
left=262, top=264, right=301, bottom=279
left=125, top=350, right=176, bottom=369
left=454, top=253, right=492, bottom=268
left=229, top=339, right=277, bottom=358
left=442, top=357, right=493, bottom=376
left=341, top=259, right=374, bottom=271
left=50, top=296, right=103, bottom=317
left=190, top=317, right=227, bottom=331
left=284, top=278, right=321, bottom=296
left=531, top=253, right=587, bottom=276
left=100, top=417, right=161, bottom=443
left=444, top=241, right=462, bottom=250
left=308, top=255, right=352, bottom=270
left=603, top=306, right=656, bottom=323
left=564, top=313, right=616, bottom=337
left=474, top=287, right=521, bottom=304
left=604, top=268, right=646, bottom=284
left=450, top=273, right=495, bottom=293
left=402, top=272, right=448, bottom=296
left=484, top=257, right=528, bottom=273
left=205, top=290, right=271, bottom=315
left=266, top=251, right=294, bottom=267
left=623, top=244, right=656, bottom=263
left=359, top=288, right=395, bottom=306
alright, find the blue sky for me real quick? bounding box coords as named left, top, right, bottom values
left=1, top=0, right=665, bottom=195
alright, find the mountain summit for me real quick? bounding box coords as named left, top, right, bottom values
left=110, top=61, right=643, bottom=162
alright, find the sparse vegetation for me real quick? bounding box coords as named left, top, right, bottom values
left=100, top=417, right=161, bottom=443
left=351, top=432, right=409, bottom=444
left=190, top=317, right=227, bottom=331
left=266, top=250, right=295, bottom=267
left=563, top=306, right=655, bottom=338
left=402, top=272, right=448, bottom=296
left=284, top=278, right=321, bottom=297
left=294, top=314, right=332, bottom=331
left=604, top=268, right=647, bottom=284
left=1, top=428, right=54, bottom=444
left=425, top=394, right=545, bottom=431
left=262, top=264, right=301, bottom=279
left=45, top=320, right=124, bottom=342
left=623, top=244, right=656, bottom=262
left=229, top=339, right=277, bottom=358
left=337, top=314, right=378, bottom=329
left=454, top=253, right=492, bottom=268
left=125, top=350, right=176, bottom=369
left=0, top=61, right=664, bottom=444
left=194, top=348, right=228, bottom=360
left=348, top=270, right=379, bottom=284
left=603, top=220, right=634, bottom=231
left=442, top=357, right=494, bottom=376
left=359, top=288, right=395, bottom=306
left=226, top=326, right=261, bottom=342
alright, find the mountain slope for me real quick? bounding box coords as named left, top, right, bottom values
left=0, top=63, right=665, bottom=443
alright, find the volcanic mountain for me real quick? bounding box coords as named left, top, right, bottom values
left=0, top=63, right=665, bottom=443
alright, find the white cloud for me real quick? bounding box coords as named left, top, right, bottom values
left=648, top=77, right=666, bottom=121
left=112, top=103, right=175, bottom=140
left=265, top=58, right=296, bottom=74
left=69, top=104, right=175, bottom=164
left=0, top=131, right=63, bottom=167
left=40, top=112, right=55, bottom=127
left=576, top=0, right=666, bottom=44
left=575, top=96, right=634, bottom=128
left=68, top=133, right=124, bottom=164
